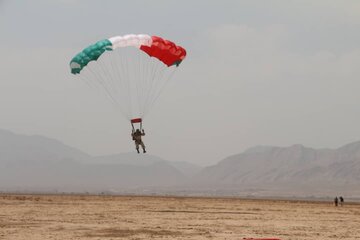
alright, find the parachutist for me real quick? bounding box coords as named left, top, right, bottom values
left=131, top=129, right=146, bottom=154
left=70, top=35, right=186, bottom=145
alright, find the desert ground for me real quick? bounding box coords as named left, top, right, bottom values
left=0, top=194, right=359, bottom=240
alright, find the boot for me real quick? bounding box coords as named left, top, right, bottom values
left=143, top=149, right=146, bottom=153
left=136, top=148, right=140, bottom=154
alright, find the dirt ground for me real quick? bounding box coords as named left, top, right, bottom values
left=0, top=194, right=359, bottom=240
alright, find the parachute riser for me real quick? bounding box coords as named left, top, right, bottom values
left=131, top=118, right=143, bottom=132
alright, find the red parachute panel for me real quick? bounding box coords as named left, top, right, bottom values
left=140, top=36, right=186, bottom=67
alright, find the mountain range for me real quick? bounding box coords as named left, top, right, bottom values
left=193, top=143, right=360, bottom=197
left=0, top=129, right=199, bottom=192
left=0, top=129, right=359, bottom=198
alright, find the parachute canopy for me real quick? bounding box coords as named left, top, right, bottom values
left=70, top=35, right=186, bottom=74
left=69, top=34, right=186, bottom=121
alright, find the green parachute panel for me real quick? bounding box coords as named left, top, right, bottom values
left=70, top=39, right=112, bottom=74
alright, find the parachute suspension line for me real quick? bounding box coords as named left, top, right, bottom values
left=142, top=53, right=153, bottom=116
left=81, top=72, right=116, bottom=111
left=134, top=52, right=141, bottom=117
left=142, top=64, right=165, bottom=116
left=102, top=53, right=131, bottom=119
left=81, top=69, right=113, bottom=103
left=83, top=67, right=107, bottom=95
left=138, top=52, right=152, bottom=118
left=134, top=49, right=142, bottom=117
left=107, top=50, right=131, bottom=119
left=118, top=52, right=132, bottom=120
left=141, top=60, right=162, bottom=118
left=77, top=73, right=97, bottom=91
left=141, top=60, right=168, bottom=118
left=102, top=53, right=120, bottom=99
left=138, top=52, right=150, bottom=118
left=123, top=49, right=134, bottom=119
left=78, top=66, right=99, bottom=91
left=143, top=66, right=177, bottom=118
left=80, top=71, right=109, bottom=99
left=97, top=54, right=115, bottom=94
left=107, top=53, right=122, bottom=101
left=109, top=48, right=131, bottom=120
left=140, top=52, right=148, bottom=116
left=96, top=57, right=119, bottom=102
left=92, top=61, right=119, bottom=109
left=145, top=67, right=177, bottom=117
left=79, top=68, right=123, bottom=112
left=77, top=73, right=110, bottom=104
left=86, top=66, right=120, bottom=109
left=115, top=49, right=132, bottom=119
left=86, top=65, right=113, bottom=100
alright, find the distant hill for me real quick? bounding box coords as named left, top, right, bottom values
left=0, top=129, right=90, bottom=164
left=0, top=130, right=200, bottom=192
left=193, top=143, right=360, bottom=197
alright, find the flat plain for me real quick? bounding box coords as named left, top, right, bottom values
left=0, top=194, right=359, bottom=240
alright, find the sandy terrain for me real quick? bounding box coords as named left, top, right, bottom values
left=0, top=194, right=359, bottom=240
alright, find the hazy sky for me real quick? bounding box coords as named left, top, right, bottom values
left=1, top=0, right=360, bottom=165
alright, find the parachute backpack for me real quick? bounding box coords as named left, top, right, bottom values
left=70, top=34, right=187, bottom=131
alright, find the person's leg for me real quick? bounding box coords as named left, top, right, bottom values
left=141, top=142, right=146, bottom=153
left=135, top=142, right=140, bottom=153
